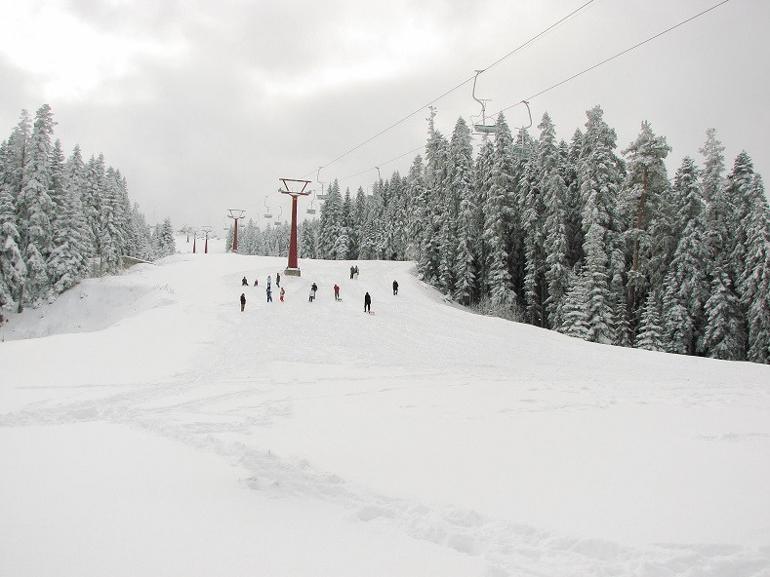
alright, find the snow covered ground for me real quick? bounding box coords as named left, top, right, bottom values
left=2, top=237, right=770, bottom=577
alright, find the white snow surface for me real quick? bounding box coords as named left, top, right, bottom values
left=2, top=237, right=770, bottom=577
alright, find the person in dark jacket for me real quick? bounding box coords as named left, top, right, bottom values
left=276, top=272, right=281, bottom=287
left=334, top=284, right=340, bottom=301
left=392, top=280, right=399, bottom=295
left=364, top=292, right=371, bottom=313
left=253, top=278, right=258, bottom=287
left=311, top=282, right=318, bottom=299
left=350, top=266, right=354, bottom=280
left=240, top=293, right=246, bottom=312
left=242, top=276, right=248, bottom=286
left=266, top=286, right=272, bottom=303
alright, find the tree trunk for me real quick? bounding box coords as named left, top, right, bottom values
left=628, top=167, right=649, bottom=313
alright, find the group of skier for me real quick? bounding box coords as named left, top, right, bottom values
left=239, top=267, right=398, bottom=314
left=240, top=272, right=286, bottom=311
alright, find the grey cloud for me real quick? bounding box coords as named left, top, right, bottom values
left=2, top=0, right=768, bottom=230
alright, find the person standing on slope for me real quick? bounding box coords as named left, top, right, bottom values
left=266, top=285, right=272, bottom=303
left=267, top=275, right=272, bottom=291
left=242, top=276, right=248, bottom=286
left=350, top=266, right=354, bottom=280
left=240, top=293, right=246, bottom=312
left=311, top=282, right=318, bottom=300
left=276, top=272, right=281, bottom=287
left=253, top=277, right=258, bottom=287
left=392, top=280, right=399, bottom=295
left=364, top=291, right=371, bottom=313
left=334, top=284, right=340, bottom=301
left=280, top=286, right=285, bottom=302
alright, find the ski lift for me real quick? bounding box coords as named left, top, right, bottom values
left=306, top=192, right=317, bottom=215
left=263, top=197, right=273, bottom=219
left=471, top=70, right=496, bottom=135
left=316, top=166, right=328, bottom=200
left=275, top=206, right=284, bottom=226
left=513, top=100, right=534, bottom=160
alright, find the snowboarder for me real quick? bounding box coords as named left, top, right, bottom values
left=280, top=286, right=285, bottom=302
left=392, top=280, right=399, bottom=295
left=276, top=272, right=281, bottom=287
left=364, top=291, right=371, bottom=313
left=266, top=286, right=272, bottom=303
left=334, top=284, right=340, bottom=301
left=240, top=293, right=246, bottom=312
left=242, top=276, right=248, bottom=286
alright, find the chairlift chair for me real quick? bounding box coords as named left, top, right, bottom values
left=471, top=70, right=496, bottom=135
left=263, top=197, right=273, bottom=219
left=512, top=100, right=534, bottom=160
left=306, top=192, right=317, bottom=215
left=316, top=166, right=328, bottom=200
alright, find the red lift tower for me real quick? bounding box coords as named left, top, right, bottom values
left=227, top=209, right=246, bottom=253
left=278, top=178, right=311, bottom=277
left=201, top=225, right=213, bottom=253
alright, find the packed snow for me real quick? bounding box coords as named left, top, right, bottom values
left=1, top=238, right=769, bottom=577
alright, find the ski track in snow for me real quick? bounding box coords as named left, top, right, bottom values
left=2, top=243, right=770, bottom=577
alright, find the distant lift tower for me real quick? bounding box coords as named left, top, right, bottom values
left=201, top=225, right=213, bottom=254
left=227, top=209, right=246, bottom=253
left=278, top=177, right=311, bottom=277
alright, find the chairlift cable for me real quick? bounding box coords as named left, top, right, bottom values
left=494, top=0, right=732, bottom=116
left=301, top=0, right=597, bottom=177
left=338, top=0, right=734, bottom=186
left=340, top=145, right=425, bottom=183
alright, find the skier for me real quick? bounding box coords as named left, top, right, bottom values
left=349, top=266, right=354, bottom=280
left=354, top=265, right=359, bottom=279
left=364, top=291, right=371, bottom=313
left=276, top=272, right=281, bottom=287
left=334, top=284, right=340, bottom=301
left=241, top=276, right=248, bottom=286
left=392, top=280, right=399, bottom=295
left=253, top=278, right=258, bottom=287
left=266, top=285, right=273, bottom=303
left=311, top=282, right=318, bottom=300
left=308, top=288, right=315, bottom=302
left=280, top=286, right=285, bottom=302
left=267, top=275, right=272, bottom=290
left=240, top=293, right=246, bottom=312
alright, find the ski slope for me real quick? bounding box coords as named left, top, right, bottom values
left=1, top=238, right=769, bottom=577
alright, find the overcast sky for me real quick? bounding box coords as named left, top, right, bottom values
left=1, top=0, right=768, bottom=230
